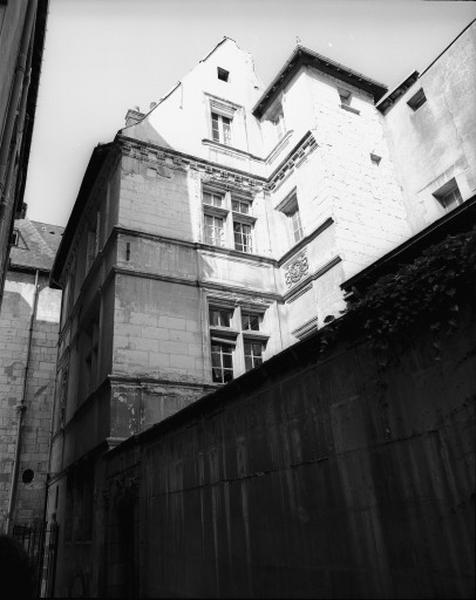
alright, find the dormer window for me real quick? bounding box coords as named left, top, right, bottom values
left=407, top=88, right=427, bottom=111
left=217, top=67, right=229, bottom=82
left=208, top=97, right=237, bottom=146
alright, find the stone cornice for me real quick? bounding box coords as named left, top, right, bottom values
left=117, top=130, right=318, bottom=193
left=278, top=217, right=334, bottom=266
left=114, top=225, right=276, bottom=265
left=114, top=266, right=282, bottom=302
left=117, top=134, right=266, bottom=192
left=266, top=130, right=318, bottom=192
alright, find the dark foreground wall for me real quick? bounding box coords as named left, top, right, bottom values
left=103, top=308, right=475, bottom=598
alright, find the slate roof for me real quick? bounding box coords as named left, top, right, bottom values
left=9, top=218, right=64, bottom=273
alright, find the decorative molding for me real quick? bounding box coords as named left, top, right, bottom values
left=283, top=256, right=342, bottom=303
left=278, top=217, right=334, bottom=266
left=284, top=251, right=309, bottom=287
left=202, top=139, right=263, bottom=163
left=266, top=131, right=318, bottom=192
left=292, top=316, right=318, bottom=340
left=118, top=135, right=266, bottom=192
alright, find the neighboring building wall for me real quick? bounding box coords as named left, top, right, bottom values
left=381, top=20, right=476, bottom=233
left=48, top=290, right=475, bottom=598
left=0, top=0, right=48, bottom=305
left=0, top=219, right=62, bottom=533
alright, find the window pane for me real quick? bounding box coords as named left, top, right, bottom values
left=204, top=215, right=224, bottom=246
left=203, top=191, right=223, bottom=207
left=223, top=370, right=233, bottom=383
left=242, top=312, right=259, bottom=330
left=232, top=199, right=250, bottom=214
left=291, top=210, right=303, bottom=242
left=211, top=113, right=220, bottom=141
left=252, top=342, right=262, bottom=356
left=219, top=309, right=231, bottom=327
left=222, top=117, right=231, bottom=145
left=233, top=221, right=252, bottom=252
left=210, top=342, right=234, bottom=383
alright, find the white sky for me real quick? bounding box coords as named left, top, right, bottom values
left=24, top=0, right=476, bottom=226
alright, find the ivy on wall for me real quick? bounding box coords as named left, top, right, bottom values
left=323, top=228, right=476, bottom=361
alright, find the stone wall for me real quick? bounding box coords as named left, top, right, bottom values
left=382, top=21, right=476, bottom=232
left=94, top=305, right=475, bottom=599
left=0, top=270, right=61, bottom=530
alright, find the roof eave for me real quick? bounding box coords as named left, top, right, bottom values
left=253, top=46, right=387, bottom=119
left=49, top=142, right=116, bottom=288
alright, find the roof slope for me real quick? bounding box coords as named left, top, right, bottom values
left=253, top=45, right=388, bottom=118
left=10, top=218, right=64, bottom=272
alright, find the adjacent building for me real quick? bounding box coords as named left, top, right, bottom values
left=0, top=218, right=62, bottom=536
left=377, top=19, right=476, bottom=233
left=45, top=21, right=475, bottom=596
left=0, top=0, right=49, bottom=306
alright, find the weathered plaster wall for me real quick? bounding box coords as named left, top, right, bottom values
left=98, top=307, right=475, bottom=599
left=382, top=22, right=476, bottom=232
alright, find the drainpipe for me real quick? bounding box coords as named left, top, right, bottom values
left=5, top=269, right=40, bottom=534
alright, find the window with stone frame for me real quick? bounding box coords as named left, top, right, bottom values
left=208, top=301, right=268, bottom=382
left=211, top=342, right=234, bottom=383
left=278, top=190, right=304, bottom=244
left=211, top=112, right=232, bottom=145
left=202, top=185, right=256, bottom=252
left=433, top=178, right=463, bottom=213
left=209, top=304, right=237, bottom=383
left=208, top=97, right=237, bottom=146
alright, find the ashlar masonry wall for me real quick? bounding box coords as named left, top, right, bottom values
left=0, top=270, right=61, bottom=530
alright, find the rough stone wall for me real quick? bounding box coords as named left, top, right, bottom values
left=0, top=271, right=60, bottom=530
left=382, top=22, right=476, bottom=232
left=97, top=307, right=475, bottom=599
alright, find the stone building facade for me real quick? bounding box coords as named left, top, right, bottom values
left=46, top=23, right=475, bottom=596
left=0, top=1, right=48, bottom=305
left=378, top=19, right=476, bottom=233
left=0, top=218, right=62, bottom=534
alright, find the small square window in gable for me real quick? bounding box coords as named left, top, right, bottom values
left=217, top=67, right=229, bottom=82
left=407, top=88, right=427, bottom=111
